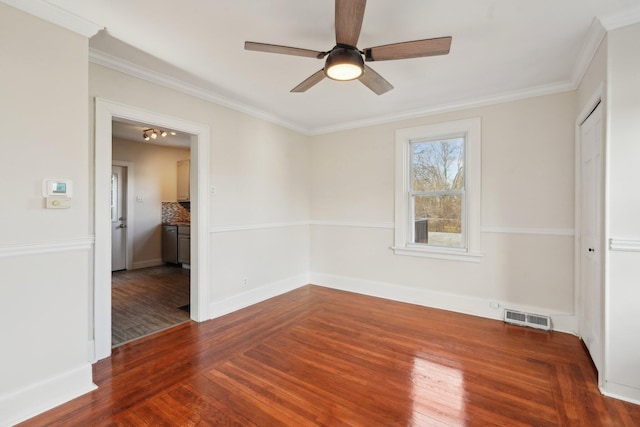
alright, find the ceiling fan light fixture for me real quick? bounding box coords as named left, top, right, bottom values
left=325, top=47, right=364, bottom=81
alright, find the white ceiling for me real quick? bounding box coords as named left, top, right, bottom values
left=46, top=0, right=640, bottom=134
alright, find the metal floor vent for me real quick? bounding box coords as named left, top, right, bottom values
left=504, top=309, right=551, bottom=331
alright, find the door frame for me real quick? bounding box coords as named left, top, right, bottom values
left=112, top=161, right=134, bottom=271
left=94, top=98, right=211, bottom=361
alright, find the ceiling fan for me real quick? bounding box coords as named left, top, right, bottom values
left=245, top=0, right=452, bottom=95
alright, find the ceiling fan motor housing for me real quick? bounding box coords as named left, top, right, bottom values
left=324, top=45, right=365, bottom=81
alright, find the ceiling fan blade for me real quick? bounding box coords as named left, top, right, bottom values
left=335, top=0, right=367, bottom=46
left=245, top=41, right=325, bottom=59
left=291, top=69, right=326, bottom=93
left=359, top=65, right=393, bottom=95
left=364, top=36, right=452, bottom=61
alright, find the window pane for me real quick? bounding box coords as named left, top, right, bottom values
left=412, top=138, right=464, bottom=192
left=413, top=194, right=463, bottom=247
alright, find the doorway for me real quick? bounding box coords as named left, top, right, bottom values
left=110, top=121, right=193, bottom=346
left=94, top=98, right=210, bottom=361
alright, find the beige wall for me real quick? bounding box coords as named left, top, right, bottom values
left=0, top=4, right=94, bottom=424
left=310, top=91, right=577, bottom=321
left=112, top=138, right=190, bottom=267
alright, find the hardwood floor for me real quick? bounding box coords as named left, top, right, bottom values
left=21, top=286, right=640, bottom=426
left=112, top=265, right=190, bottom=346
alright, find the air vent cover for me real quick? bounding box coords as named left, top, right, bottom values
left=504, top=309, right=551, bottom=331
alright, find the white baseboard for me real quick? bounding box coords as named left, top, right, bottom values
left=0, top=364, right=96, bottom=427
left=131, top=258, right=164, bottom=269
left=309, top=272, right=577, bottom=334
left=209, top=273, right=309, bottom=319
left=603, top=381, right=640, bottom=406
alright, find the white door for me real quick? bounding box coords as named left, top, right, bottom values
left=111, top=165, right=127, bottom=271
left=579, top=102, right=603, bottom=376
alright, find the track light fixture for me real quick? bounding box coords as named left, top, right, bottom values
left=142, top=128, right=169, bottom=141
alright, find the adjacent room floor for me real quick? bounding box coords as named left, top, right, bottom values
left=111, top=264, right=190, bottom=347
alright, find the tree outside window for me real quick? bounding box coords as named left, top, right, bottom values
left=411, top=137, right=465, bottom=248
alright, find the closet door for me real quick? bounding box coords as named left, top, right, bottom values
left=578, top=101, right=603, bottom=380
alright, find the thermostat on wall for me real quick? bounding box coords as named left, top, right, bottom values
left=42, top=179, right=73, bottom=197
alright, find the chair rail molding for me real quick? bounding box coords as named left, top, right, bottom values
left=0, top=237, right=93, bottom=258
left=609, top=238, right=640, bottom=252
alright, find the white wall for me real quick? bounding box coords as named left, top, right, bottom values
left=112, top=138, right=189, bottom=267
left=605, top=22, right=640, bottom=402
left=310, top=92, right=577, bottom=329
left=90, top=64, right=311, bottom=314
left=0, top=4, right=95, bottom=425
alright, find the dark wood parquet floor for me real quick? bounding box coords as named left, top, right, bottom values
left=21, top=285, right=640, bottom=426
left=112, top=265, right=190, bottom=346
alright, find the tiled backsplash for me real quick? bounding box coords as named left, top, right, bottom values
left=162, top=201, right=190, bottom=223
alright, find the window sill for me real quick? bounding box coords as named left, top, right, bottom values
left=391, top=246, right=484, bottom=263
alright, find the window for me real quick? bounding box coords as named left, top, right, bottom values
left=393, top=118, right=482, bottom=262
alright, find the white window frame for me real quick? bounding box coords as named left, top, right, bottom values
left=393, top=117, right=483, bottom=262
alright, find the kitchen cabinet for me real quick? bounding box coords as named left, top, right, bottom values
left=178, top=225, right=190, bottom=264
left=162, top=224, right=190, bottom=265
left=177, top=159, right=190, bottom=201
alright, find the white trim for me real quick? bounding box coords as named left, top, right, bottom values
left=0, top=364, right=96, bottom=427
left=112, top=160, right=134, bottom=270
left=310, top=272, right=577, bottom=334
left=0, top=0, right=102, bottom=37
left=94, top=98, right=211, bottom=361
left=89, top=49, right=308, bottom=136
left=390, top=246, right=483, bottom=263
left=609, top=238, right=640, bottom=252
left=208, top=221, right=575, bottom=237
left=90, top=47, right=577, bottom=137
left=310, top=220, right=394, bottom=230
left=603, top=382, right=640, bottom=406
left=209, top=273, right=309, bottom=319
left=79, top=7, right=637, bottom=137
left=599, top=4, right=640, bottom=31
left=131, top=259, right=165, bottom=269
left=394, top=118, right=482, bottom=262
left=0, top=238, right=93, bottom=258
left=480, top=227, right=575, bottom=237
left=210, top=221, right=309, bottom=233
left=312, top=82, right=574, bottom=135
left=571, top=19, right=607, bottom=91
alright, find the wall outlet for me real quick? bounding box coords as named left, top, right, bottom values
left=490, top=301, right=500, bottom=309
left=242, top=277, right=248, bottom=286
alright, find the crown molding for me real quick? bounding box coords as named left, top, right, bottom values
left=570, top=18, right=607, bottom=88
left=89, top=47, right=578, bottom=137
left=598, top=4, right=640, bottom=31
left=88, top=7, right=632, bottom=137
left=309, top=80, right=575, bottom=135
left=89, top=49, right=310, bottom=136
left=1, top=0, right=102, bottom=37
